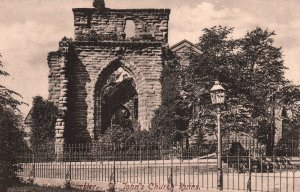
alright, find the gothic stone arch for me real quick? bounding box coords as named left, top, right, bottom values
left=47, top=2, right=170, bottom=146
left=92, top=58, right=149, bottom=139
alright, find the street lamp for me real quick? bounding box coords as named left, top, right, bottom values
left=210, top=80, right=225, bottom=190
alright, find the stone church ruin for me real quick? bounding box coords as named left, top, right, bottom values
left=47, top=0, right=171, bottom=146
left=23, top=0, right=287, bottom=149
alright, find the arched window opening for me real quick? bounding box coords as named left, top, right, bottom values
left=124, top=20, right=135, bottom=39
left=95, top=65, right=138, bottom=137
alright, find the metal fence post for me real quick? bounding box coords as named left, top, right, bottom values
left=64, top=145, right=71, bottom=189
left=247, top=147, right=252, bottom=192
left=29, top=149, right=35, bottom=185
left=168, top=147, right=174, bottom=192
left=108, top=143, right=116, bottom=192
left=64, top=167, right=71, bottom=189
left=113, top=143, right=116, bottom=186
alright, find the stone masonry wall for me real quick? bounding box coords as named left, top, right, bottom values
left=48, top=41, right=165, bottom=143
left=71, top=41, right=164, bottom=141
left=48, top=52, right=62, bottom=106
left=48, top=3, right=170, bottom=145
left=73, top=8, right=170, bottom=43
left=173, top=46, right=192, bottom=68
left=274, top=107, right=283, bottom=145
left=48, top=38, right=72, bottom=147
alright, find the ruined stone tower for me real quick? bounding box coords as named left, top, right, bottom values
left=47, top=0, right=170, bottom=145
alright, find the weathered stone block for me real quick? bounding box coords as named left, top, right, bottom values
left=55, top=133, right=64, bottom=138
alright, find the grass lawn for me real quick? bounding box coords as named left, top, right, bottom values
left=8, top=185, right=104, bottom=192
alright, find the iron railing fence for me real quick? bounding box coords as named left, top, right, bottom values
left=273, top=139, right=300, bottom=157
left=10, top=141, right=300, bottom=191
left=222, top=139, right=300, bottom=157
left=220, top=155, right=300, bottom=191
left=13, top=140, right=300, bottom=163
left=14, top=142, right=218, bottom=163
left=13, top=141, right=217, bottom=190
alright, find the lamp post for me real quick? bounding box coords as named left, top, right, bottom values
left=210, top=80, right=225, bottom=191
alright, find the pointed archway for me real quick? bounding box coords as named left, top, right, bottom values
left=93, top=58, right=146, bottom=139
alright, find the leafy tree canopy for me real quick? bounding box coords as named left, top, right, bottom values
left=0, top=54, right=25, bottom=111
left=152, top=26, right=300, bottom=149
left=30, top=96, right=59, bottom=147
left=150, top=50, right=190, bottom=144
left=0, top=53, right=26, bottom=189
left=0, top=53, right=25, bottom=147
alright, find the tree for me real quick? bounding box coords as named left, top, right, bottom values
left=0, top=53, right=25, bottom=145
left=236, top=27, right=298, bottom=155
left=0, top=54, right=24, bottom=110
left=180, top=26, right=253, bottom=142
left=183, top=26, right=300, bottom=155
left=0, top=53, right=26, bottom=191
left=150, top=26, right=300, bottom=155
left=151, top=50, right=190, bottom=145
left=30, top=96, right=58, bottom=147
left=100, top=125, right=134, bottom=144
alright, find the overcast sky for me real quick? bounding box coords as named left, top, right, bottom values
left=1, top=0, right=300, bottom=116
